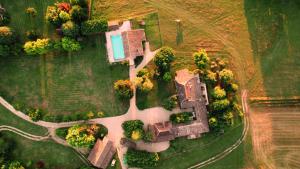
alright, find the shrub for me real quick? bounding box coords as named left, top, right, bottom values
left=66, top=125, right=96, bottom=148
left=170, top=112, right=193, bottom=124
left=143, top=131, right=153, bottom=142
left=223, top=111, right=234, bottom=126
left=154, top=47, right=175, bottom=76
left=70, top=5, right=88, bottom=23
left=163, top=95, right=177, bottom=111
left=131, top=129, right=143, bottom=141
left=205, top=70, right=217, bottom=85
left=24, top=38, right=52, bottom=55
left=125, top=149, right=159, bottom=168
left=137, top=68, right=150, bottom=78
left=0, top=10, right=10, bottom=26
left=62, top=21, right=80, bottom=37
left=27, top=108, right=42, bottom=121
left=194, top=49, right=209, bottom=70
left=226, top=83, right=239, bottom=93
left=61, top=37, right=81, bottom=52
left=26, top=7, right=37, bottom=17
left=0, top=26, right=16, bottom=44
left=59, top=11, right=71, bottom=23
left=26, top=30, right=40, bottom=40
left=81, top=19, right=108, bottom=35
left=56, top=128, right=68, bottom=139
left=219, top=69, right=233, bottom=84
left=212, top=86, right=226, bottom=99
left=162, top=72, right=172, bottom=82
left=114, top=80, right=134, bottom=99
left=122, top=120, right=144, bottom=139
left=209, top=117, right=218, bottom=129
left=134, top=77, right=153, bottom=93
left=211, top=99, right=230, bottom=112
left=45, top=6, right=61, bottom=26
left=8, top=161, right=25, bottom=169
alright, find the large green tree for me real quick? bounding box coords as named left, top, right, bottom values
left=153, top=46, right=175, bottom=77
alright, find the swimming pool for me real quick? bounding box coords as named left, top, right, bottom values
left=111, top=34, right=125, bottom=60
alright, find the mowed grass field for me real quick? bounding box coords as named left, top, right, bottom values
left=0, top=0, right=129, bottom=116
left=250, top=106, right=300, bottom=169
left=1, top=132, right=86, bottom=169
left=245, top=0, right=300, bottom=97
left=0, top=106, right=85, bottom=169
left=0, top=105, right=47, bottom=135
left=154, top=122, right=244, bottom=169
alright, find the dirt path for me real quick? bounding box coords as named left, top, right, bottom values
left=0, top=125, right=49, bottom=141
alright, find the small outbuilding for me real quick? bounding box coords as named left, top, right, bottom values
left=148, top=121, right=175, bottom=142
left=88, top=137, right=116, bottom=169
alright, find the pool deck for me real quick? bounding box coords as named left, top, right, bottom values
left=105, top=21, right=132, bottom=63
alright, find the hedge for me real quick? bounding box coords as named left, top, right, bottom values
left=81, top=19, right=108, bottom=35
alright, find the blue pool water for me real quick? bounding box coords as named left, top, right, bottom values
left=111, top=34, right=125, bottom=60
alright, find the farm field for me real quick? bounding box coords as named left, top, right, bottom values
left=0, top=0, right=129, bottom=117
left=245, top=0, right=300, bottom=97
left=250, top=106, right=300, bottom=169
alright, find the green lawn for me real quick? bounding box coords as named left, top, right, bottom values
left=0, top=0, right=129, bottom=117
left=1, top=132, right=86, bottom=169
left=245, top=0, right=300, bottom=97
left=0, top=105, right=47, bottom=135
left=153, top=122, right=244, bottom=169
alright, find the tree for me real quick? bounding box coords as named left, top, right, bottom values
left=23, top=38, right=52, bottom=55
left=114, top=80, right=134, bottom=99
left=66, top=125, right=96, bottom=148
left=26, top=30, right=40, bottom=40
left=62, top=21, right=79, bottom=37
left=154, top=47, right=175, bottom=77
left=70, top=5, right=88, bottom=23
left=56, top=2, right=71, bottom=12
left=45, top=6, right=61, bottom=26
left=134, top=77, right=153, bottom=93
left=219, top=69, right=233, bottom=84
left=223, top=111, right=234, bottom=126
left=194, top=49, right=209, bottom=70
left=26, top=7, right=37, bottom=17
left=59, top=11, right=71, bottom=23
left=163, top=95, right=177, bottom=111
left=205, top=70, right=217, bottom=85
left=61, top=37, right=81, bottom=52
left=136, top=68, right=150, bottom=78
left=81, top=19, right=108, bottom=35
left=212, top=86, right=226, bottom=99
left=209, top=117, right=218, bottom=128
left=170, top=112, right=193, bottom=124
left=125, top=149, right=159, bottom=168
left=131, top=129, right=144, bottom=141
left=122, top=120, right=144, bottom=139
left=70, top=0, right=88, bottom=8
left=162, top=72, right=172, bottom=82
left=27, top=108, right=42, bottom=121
left=8, top=161, right=25, bottom=169
left=0, top=10, right=10, bottom=26
left=211, top=99, right=230, bottom=112
left=0, top=26, right=15, bottom=44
